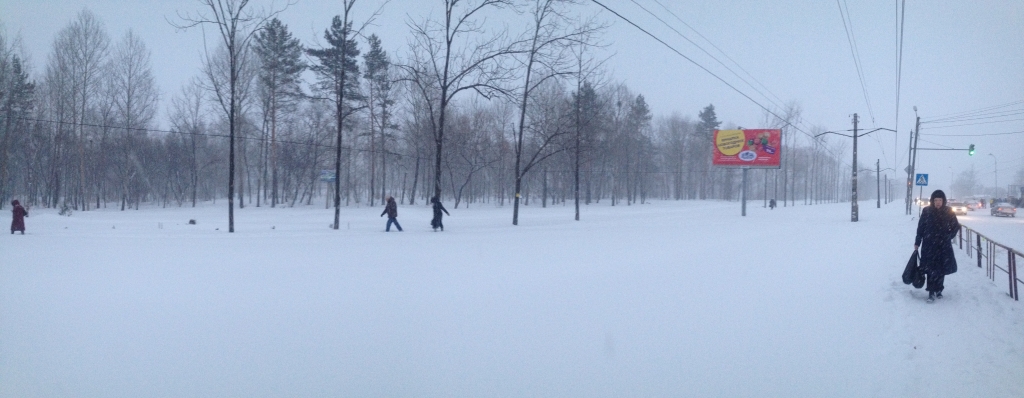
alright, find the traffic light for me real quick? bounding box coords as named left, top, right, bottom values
left=968, top=144, right=975, bottom=156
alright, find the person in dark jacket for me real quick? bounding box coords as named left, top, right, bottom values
left=914, top=189, right=960, bottom=302
left=10, top=199, right=28, bottom=234
left=430, top=196, right=450, bottom=231
left=380, top=196, right=402, bottom=232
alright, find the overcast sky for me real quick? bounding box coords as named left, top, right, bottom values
left=2, top=0, right=1022, bottom=193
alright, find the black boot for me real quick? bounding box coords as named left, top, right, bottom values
left=936, top=291, right=943, bottom=299
left=927, top=292, right=935, bottom=303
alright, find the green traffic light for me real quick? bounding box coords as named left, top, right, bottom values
left=968, top=144, right=975, bottom=156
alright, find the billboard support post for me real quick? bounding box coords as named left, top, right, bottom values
left=713, top=129, right=782, bottom=217
left=742, top=167, right=748, bottom=216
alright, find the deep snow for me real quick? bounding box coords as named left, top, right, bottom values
left=2, top=199, right=1022, bottom=397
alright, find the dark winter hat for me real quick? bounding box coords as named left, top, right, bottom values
left=930, top=190, right=947, bottom=202
left=10, top=200, right=18, bottom=206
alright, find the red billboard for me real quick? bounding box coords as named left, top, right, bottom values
left=712, top=129, right=781, bottom=168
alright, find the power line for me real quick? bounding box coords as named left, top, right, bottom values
left=917, top=137, right=955, bottom=149
left=925, top=99, right=1024, bottom=122
left=589, top=0, right=844, bottom=161
left=641, top=0, right=824, bottom=143
left=919, top=118, right=1024, bottom=130
left=922, top=130, right=1024, bottom=137
left=9, top=115, right=858, bottom=174
left=645, top=0, right=788, bottom=110
left=924, top=109, right=1024, bottom=124
left=837, top=0, right=876, bottom=125
left=9, top=115, right=396, bottom=156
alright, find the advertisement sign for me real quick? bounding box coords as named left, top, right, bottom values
left=712, top=129, right=781, bottom=168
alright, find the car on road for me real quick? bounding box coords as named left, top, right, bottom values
left=991, top=202, right=1017, bottom=217
left=949, top=202, right=968, bottom=215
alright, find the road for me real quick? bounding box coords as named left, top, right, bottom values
left=957, top=208, right=1023, bottom=251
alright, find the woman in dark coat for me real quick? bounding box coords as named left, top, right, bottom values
left=430, top=196, right=449, bottom=231
left=914, top=189, right=960, bottom=302
left=10, top=199, right=28, bottom=234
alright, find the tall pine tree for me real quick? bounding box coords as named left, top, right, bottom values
left=254, top=18, right=304, bottom=207
left=1, top=56, right=35, bottom=208
left=363, top=34, right=394, bottom=206
left=307, top=11, right=361, bottom=229
left=697, top=104, right=720, bottom=199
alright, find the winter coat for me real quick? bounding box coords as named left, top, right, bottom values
left=430, top=199, right=449, bottom=227
left=381, top=199, right=398, bottom=218
left=915, top=205, right=960, bottom=276
left=10, top=200, right=27, bottom=232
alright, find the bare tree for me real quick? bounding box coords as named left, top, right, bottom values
left=510, top=0, right=603, bottom=224
left=108, top=30, right=159, bottom=210
left=45, top=10, right=110, bottom=210
left=444, top=102, right=502, bottom=208
left=173, top=0, right=284, bottom=232
left=403, top=0, right=517, bottom=205
left=169, top=77, right=207, bottom=207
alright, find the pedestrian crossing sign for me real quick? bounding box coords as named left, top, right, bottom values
left=915, top=174, right=928, bottom=186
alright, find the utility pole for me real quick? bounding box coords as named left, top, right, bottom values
left=876, top=159, right=881, bottom=208
left=988, top=153, right=998, bottom=197
left=851, top=113, right=859, bottom=222
left=909, top=128, right=917, bottom=212
left=907, top=114, right=921, bottom=214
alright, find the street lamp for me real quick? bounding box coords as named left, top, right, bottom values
left=989, top=153, right=998, bottom=197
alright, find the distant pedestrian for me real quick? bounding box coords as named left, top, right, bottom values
left=769, top=199, right=776, bottom=209
left=380, top=196, right=402, bottom=232
left=10, top=199, right=28, bottom=234
left=430, top=196, right=450, bottom=231
left=914, top=189, right=960, bottom=303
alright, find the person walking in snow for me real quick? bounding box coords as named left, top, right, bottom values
left=430, top=196, right=449, bottom=231
left=914, top=189, right=960, bottom=303
left=380, top=196, right=403, bottom=232
left=10, top=199, right=28, bottom=234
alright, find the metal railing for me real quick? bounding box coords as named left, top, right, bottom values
left=959, top=226, right=1021, bottom=301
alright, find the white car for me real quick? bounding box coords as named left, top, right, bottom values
left=948, top=202, right=968, bottom=216
left=991, top=203, right=1017, bottom=217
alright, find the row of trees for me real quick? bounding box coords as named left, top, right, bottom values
left=0, top=1, right=880, bottom=229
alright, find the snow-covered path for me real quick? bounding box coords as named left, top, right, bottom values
left=2, top=200, right=1022, bottom=397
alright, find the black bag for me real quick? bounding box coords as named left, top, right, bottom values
left=902, top=251, right=926, bottom=288
left=905, top=251, right=929, bottom=288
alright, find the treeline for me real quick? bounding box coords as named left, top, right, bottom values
left=0, top=2, right=864, bottom=225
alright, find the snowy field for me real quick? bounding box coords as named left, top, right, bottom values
left=2, top=198, right=1023, bottom=397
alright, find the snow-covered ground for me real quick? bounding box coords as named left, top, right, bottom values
left=2, top=199, right=1022, bottom=397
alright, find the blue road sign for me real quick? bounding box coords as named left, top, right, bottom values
left=915, top=174, right=928, bottom=186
